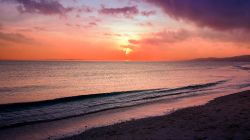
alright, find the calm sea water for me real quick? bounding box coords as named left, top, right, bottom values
left=0, top=61, right=249, bottom=128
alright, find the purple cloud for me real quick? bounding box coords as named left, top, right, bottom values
left=141, top=10, right=156, bottom=17
left=76, top=5, right=94, bottom=13
left=99, top=5, right=139, bottom=18
left=4, top=0, right=73, bottom=16
left=145, top=0, right=250, bottom=30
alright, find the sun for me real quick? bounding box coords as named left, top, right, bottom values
left=123, top=48, right=132, bottom=55
left=114, top=32, right=139, bottom=55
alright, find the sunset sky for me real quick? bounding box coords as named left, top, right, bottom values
left=0, top=0, right=250, bottom=61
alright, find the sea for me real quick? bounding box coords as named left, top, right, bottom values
left=0, top=61, right=249, bottom=140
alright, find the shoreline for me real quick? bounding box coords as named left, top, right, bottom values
left=0, top=89, right=243, bottom=140
left=60, top=90, right=250, bottom=140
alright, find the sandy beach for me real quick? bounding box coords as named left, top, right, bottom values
left=60, top=90, right=250, bottom=140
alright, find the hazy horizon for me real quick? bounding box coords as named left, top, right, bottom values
left=0, top=54, right=249, bottom=62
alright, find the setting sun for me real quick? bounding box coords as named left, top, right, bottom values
left=123, top=47, right=132, bottom=55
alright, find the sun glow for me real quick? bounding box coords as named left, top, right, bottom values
left=116, top=34, right=137, bottom=55
left=123, top=48, right=132, bottom=55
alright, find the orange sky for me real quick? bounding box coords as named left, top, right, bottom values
left=0, top=0, right=250, bottom=61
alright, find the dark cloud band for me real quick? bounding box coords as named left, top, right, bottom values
left=146, top=0, right=250, bottom=30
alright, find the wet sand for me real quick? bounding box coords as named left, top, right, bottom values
left=60, top=90, right=250, bottom=140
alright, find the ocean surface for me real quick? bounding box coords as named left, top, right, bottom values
left=0, top=61, right=250, bottom=129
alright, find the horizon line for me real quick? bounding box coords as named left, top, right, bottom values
left=0, top=54, right=249, bottom=62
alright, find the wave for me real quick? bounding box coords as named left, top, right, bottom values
left=0, top=80, right=228, bottom=129
left=0, top=85, right=53, bottom=93
left=235, top=65, right=250, bottom=71
left=0, top=89, right=155, bottom=112
left=0, top=80, right=228, bottom=112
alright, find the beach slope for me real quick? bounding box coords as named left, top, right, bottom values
left=61, top=90, right=250, bottom=140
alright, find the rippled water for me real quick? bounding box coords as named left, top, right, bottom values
left=0, top=61, right=250, bottom=128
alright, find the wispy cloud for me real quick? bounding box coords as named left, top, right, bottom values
left=76, top=5, right=94, bottom=13
left=0, top=23, right=3, bottom=30
left=198, top=29, right=250, bottom=44
left=99, top=5, right=139, bottom=18
left=33, top=26, right=47, bottom=31
left=141, top=10, right=156, bottom=17
left=129, top=29, right=191, bottom=46
left=137, top=21, right=153, bottom=27
left=130, top=28, right=250, bottom=49
left=0, top=32, right=35, bottom=44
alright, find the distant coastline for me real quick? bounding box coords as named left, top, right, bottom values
left=188, top=55, right=250, bottom=62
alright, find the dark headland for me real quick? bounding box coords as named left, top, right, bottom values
left=189, top=55, right=250, bottom=62
left=60, top=90, right=250, bottom=140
